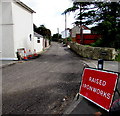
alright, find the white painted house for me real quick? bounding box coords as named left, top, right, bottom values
left=34, top=32, right=44, bottom=53
left=0, top=1, right=2, bottom=59
left=0, top=0, right=36, bottom=60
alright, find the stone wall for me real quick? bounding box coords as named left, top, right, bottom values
left=69, top=42, right=117, bottom=60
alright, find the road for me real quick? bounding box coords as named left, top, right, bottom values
left=2, top=42, right=85, bottom=115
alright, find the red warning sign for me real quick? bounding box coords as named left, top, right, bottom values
left=79, top=68, right=118, bottom=111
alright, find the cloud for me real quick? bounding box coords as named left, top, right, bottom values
left=21, top=0, right=75, bottom=35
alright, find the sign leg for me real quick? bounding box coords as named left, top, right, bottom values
left=116, top=88, right=120, bottom=97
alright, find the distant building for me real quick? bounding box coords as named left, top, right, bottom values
left=71, top=25, right=91, bottom=38
left=71, top=25, right=101, bottom=45
left=61, top=28, right=70, bottom=38
left=0, top=0, right=35, bottom=60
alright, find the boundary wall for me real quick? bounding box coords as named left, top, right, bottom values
left=69, top=42, right=117, bottom=60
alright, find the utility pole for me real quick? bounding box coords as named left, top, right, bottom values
left=80, top=3, right=83, bottom=44
left=65, top=13, right=67, bottom=38
left=57, top=28, right=59, bottom=34
left=65, top=13, right=67, bottom=45
left=57, top=28, right=59, bottom=41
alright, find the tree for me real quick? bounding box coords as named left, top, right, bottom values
left=33, top=24, right=51, bottom=39
left=37, top=25, right=47, bottom=37
left=52, top=33, right=62, bottom=42
left=45, top=29, right=51, bottom=39
left=33, top=24, right=38, bottom=33
left=62, top=2, right=95, bottom=25
left=91, top=2, right=120, bottom=48
left=62, top=2, right=95, bottom=44
left=63, top=1, right=120, bottom=48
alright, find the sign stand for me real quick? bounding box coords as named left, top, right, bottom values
left=116, top=88, right=120, bottom=96
left=112, top=75, right=120, bottom=102
left=109, top=74, right=120, bottom=112
left=79, top=67, right=119, bottom=112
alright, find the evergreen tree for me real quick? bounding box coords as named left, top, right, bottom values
left=62, top=2, right=95, bottom=25
left=63, top=1, right=120, bottom=48
left=92, top=2, right=120, bottom=48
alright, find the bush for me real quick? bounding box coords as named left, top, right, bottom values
left=90, top=38, right=103, bottom=47
left=58, top=39, right=63, bottom=43
left=115, top=50, right=120, bottom=62
left=67, top=37, right=72, bottom=42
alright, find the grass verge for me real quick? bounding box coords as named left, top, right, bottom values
left=115, top=50, right=120, bottom=62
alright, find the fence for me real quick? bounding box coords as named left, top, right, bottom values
left=76, top=34, right=101, bottom=45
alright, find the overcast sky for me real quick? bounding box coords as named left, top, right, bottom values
left=20, top=0, right=75, bottom=35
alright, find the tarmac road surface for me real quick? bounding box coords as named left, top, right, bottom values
left=2, top=42, right=85, bottom=115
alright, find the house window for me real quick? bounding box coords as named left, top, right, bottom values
left=37, top=37, right=40, bottom=43
left=29, top=34, right=32, bottom=41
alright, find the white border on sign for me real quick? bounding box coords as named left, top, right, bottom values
left=80, top=93, right=109, bottom=112
left=79, top=67, right=119, bottom=112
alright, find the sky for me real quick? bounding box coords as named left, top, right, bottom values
left=20, top=0, right=75, bottom=35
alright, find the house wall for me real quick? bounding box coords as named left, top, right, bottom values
left=43, top=38, right=49, bottom=49
left=0, top=1, right=2, bottom=59
left=71, top=26, right=80, bottom=38
left=33, top=37, right=43, bottom=53
left=43, top=38, right=45, bottom=49
left=12, top=2, right=34, bottom=56
left=0, top=1, right=1, bottom=113
left=46, top=39, right=49, bottom=47
left=71, top=26, right=91, bottom=38
left=1, top=2, right=15, bottom=60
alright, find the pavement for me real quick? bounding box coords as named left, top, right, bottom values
left=0, top=45, right=51, bottom=68
left=0, top=60, right=19, bottom=68
left=1, top=44, right=120, bottom=115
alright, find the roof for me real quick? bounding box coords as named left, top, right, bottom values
left=34, top=32, right=43, bottom=38
left=14, top=0, right=36, bottom=13
left=82, top=25, right=90, bottom=30
left=72, top=25, right=90, bottom=30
